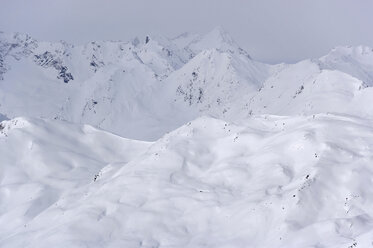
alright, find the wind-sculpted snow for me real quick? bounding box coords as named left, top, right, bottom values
left=0, top=117, right=151, bottom=242
left=1, top=114, right=373, bottom=247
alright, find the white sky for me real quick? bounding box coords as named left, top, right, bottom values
left=1, top=0, right=372, bottom=63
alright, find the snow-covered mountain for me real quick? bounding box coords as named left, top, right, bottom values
left=1, top=29, right=372, bottom=141
left=319, top=45, right=373, bottom=86
left=0, top=28, right=264, bottom=140
left=1, top=28, right=373, bottom=247
left=0, top=31, right=176, bottom=140
left=248, top=59, right=373, bottom=117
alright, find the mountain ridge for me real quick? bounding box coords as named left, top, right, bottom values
left=0, top=28, right=372, bottom=141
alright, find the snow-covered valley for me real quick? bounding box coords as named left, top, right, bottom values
left=1, top=28, right=373, bottom=247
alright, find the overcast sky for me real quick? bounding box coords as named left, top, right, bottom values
left=1, top=0, right=372, bottom=63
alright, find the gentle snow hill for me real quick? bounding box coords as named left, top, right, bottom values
left=0, top=117, right=151, bottom=241
left=1, top=114, right=373, bottom=247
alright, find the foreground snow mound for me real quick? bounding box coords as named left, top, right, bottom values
left=2, top=114, right=373, bottom=247
left=0, top=117, right=151, bottom=241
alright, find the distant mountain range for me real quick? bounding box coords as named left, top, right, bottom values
left=1, top=27, right=372, bottom=140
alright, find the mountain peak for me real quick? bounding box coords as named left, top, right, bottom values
left=206, top=26, right=233, bottom=42
left=186, top=26, right=250, bottom=58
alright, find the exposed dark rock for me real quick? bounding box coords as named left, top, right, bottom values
left=34, top=51, right=74, bottom=83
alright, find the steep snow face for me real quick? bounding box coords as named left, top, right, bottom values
left=163, top=49, right=269, bottom=120
left=135, top=34, right=191, bottom=78
left=0, top=117, right=151, bottom=241
left=160, top=27, right=272, bottom=123
left=2, top=114, right=373, bottom=248
left=319, top=45, right=373, bottom=86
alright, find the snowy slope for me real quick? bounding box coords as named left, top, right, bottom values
left=2, top=114, right=373, bottom=247
left=247, top=59, right=373, bottom=118
left=161, top=48, right=269, bottom=120
left=0, top=117, right=151, bottom=241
